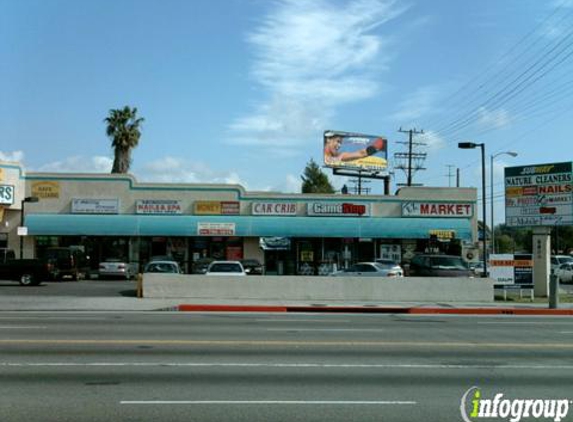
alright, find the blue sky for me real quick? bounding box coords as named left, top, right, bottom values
left=2, top=0, right=573, bottom=222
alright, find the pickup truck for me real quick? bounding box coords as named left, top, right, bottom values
left=0, top=248, right=49, bottom=286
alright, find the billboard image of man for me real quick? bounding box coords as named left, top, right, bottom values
left=323, top=130, right=388, bottom=173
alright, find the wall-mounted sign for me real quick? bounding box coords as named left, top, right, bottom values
left=0, top=185, right=14, bottom=205
left=252, top=202, right=297, bottom=216
left=72, top=198, right=119, bottom=214
left=136, top=200, right=182, bottom=215
left=307, top=202, right=371, bottom=217
left=402, top=201, right=473, bottom=217
left=429, top=229, right=456, bottom=241
left=505, top=162, right=573, bottom=227
left=259, top=237, right=291, bottom=250
left=194, top=201, right=240, bottom=215
left=197, top=222, right=236, bottom=236
left=31, top=181, right=60, bottom=199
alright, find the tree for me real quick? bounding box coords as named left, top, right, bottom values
left=301, top=159, right=335, bottom=194
left=105, top=106, right=144, bottom=174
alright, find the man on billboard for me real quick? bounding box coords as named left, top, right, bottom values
left=323, top=131, right=387, bottom=172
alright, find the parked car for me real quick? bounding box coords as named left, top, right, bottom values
left=41, top=247, right=90, bottom=280
left=240, top=259, right=264, bottom=275
left=0, top=248, right=49, bottom=286
left=408, top=254, right=472, bottom=277
left=374, top=259, right=404, bottom=277
left=331, top=262, right=404, bottom=277
left=551, top=255, right=573, bottom=274
left=143, top=260, right=182, bottom=274
left=557, top=262, right=573, bottom=283
left=98, top=258, right=135, bottom=280
left=205, top=261, right=246, bottom=276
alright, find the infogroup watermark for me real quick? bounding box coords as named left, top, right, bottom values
left=460, top=387, right=571, bottom=422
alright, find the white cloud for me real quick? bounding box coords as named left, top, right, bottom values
left=228, top=0, right=408, bottom=148
left=0, top=150, right=25, bottom=163
left=284, top=174, right=301, bottom=193
left=35, top=156, right=112, bottom=173
left=478, top=107, right=511, bottom=129
left=418, top=130, right=446, bottom=151
left=391, top=86, right=443, bottom=122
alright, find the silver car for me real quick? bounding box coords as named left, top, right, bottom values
left=143, top=260, right=182, bottom=274
left=331, top=262, right=404, bottom=277
left=98, top=258, right=135, bottom=280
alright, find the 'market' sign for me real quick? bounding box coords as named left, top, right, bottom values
left=505, top=162, right=573, bottom=227
left=401, top=201, right=473, bottom=217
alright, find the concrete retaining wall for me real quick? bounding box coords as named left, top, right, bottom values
left=143, top=275, right=494, bottom=303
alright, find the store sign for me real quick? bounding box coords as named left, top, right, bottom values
left=402, top=201, right=473, bottom=217
left=0, top=184, right=14, bottom=205
left=31, top=181, right=60, bottom=199
left=72, top=198, right=119, bottom=214
left=505, top=162, right=573, bottom=227
left=136, top=200, right=182, bottom=215
left=307, top=202, right=370, bottom=217
left=489, top=254, right=533, bottom=286
left=429, top=229, right=456, bottom=241
left=194, top=201, right=240, bottom=215
left=197, top=222, right=236, bottom=236
left=252, top=202, right=297, bottom=216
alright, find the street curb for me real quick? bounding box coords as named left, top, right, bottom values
left=177, top=304, right=573, bottom=315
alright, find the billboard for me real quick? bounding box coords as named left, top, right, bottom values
left=323, top=130, right=388, bottom=173
left=505, top=162, right=573, bottom=227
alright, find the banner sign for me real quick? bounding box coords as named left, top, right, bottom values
left=0, top=184, right=14, bottom=205
left=489, top=254, right=533, bottom=286
left=194, top=201, right=240, bottom=215
left=429, top=229, right=456, bottom=241
left=136, top=200, right=182, bottom=215
left=72, top=198, right=119, bottom=214
left=307, top=202, right=371, bottom=217
left=323, top=130, right=388, bottom=174
left=402, top=201, right=473, bottom=217
left=252, top=202, right=297, bottom=216
left=197, top=222, right=236, bottom=236
left=31, top=181, right=60, bottom=199
left=505, top=162, right=573, bottom=227
left=259, top=237, right=291, bottom=250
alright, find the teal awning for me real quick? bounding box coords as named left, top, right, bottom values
left=26, top=214, right=473, bottom=240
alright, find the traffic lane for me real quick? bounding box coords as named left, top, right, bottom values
left=2, top=362, right=573, bottom=422
left=1, top=312, right=573, bottom=346
left=0, top=279, right=136, bottom=296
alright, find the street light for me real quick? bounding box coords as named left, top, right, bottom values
left=458, top=142, right=487, bottom=277
left=491, top=151, right=518, bottom=255
left=20, top=196, right=39, bottom=259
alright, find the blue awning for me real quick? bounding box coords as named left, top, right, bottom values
left=26, top=214, right=473, bottom=240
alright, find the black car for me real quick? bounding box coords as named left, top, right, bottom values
left=240, top=259, right=264, bottom=275
left=408, top=254, right=472, bottom=277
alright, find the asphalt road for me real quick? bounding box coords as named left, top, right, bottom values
left=1, top=312, right=573, bottom=422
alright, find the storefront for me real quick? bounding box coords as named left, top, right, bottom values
left=0, top=162, right=479, bottom=275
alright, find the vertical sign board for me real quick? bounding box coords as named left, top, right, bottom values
left=505, top=162, right=573, bottom=227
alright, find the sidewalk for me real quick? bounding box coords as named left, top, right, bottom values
left=1, top=295, right=573, bottom=315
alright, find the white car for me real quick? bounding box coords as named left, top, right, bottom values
left=205, top=261, right=246, bottom=276
left=551, top=255, right=573, bottom=274
left=557, top=263, right=573, bottom=284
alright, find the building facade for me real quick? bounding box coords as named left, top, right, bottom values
left=0, top=161, right=479, bottom=275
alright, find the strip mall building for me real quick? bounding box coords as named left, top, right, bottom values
left=0, top=161, right=479, bottom=275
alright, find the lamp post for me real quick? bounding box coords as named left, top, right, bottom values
left=458, top=142, right=487, bottom=277
left=490, top=151, right=518, bottom=255
left=19, top=196, right=39, bottom=259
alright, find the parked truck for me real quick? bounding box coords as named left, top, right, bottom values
left=0, top=248, right=50, bottom=286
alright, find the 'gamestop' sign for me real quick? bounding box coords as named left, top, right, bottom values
left=308, top=202, right=370, bottom=217
left=402, top=201, right=473, bottom=218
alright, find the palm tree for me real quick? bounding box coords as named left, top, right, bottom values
left=104, top=106, right=144, bottom=174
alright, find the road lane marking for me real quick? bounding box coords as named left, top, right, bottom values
left=266, top=328, right=384, bottom=332
left=0, top=326, right=47, bottom=329
left=1, top=339, right=573, bottom=348
left=256, top=319, right=351, bottom=323
left=120, top=400, right=417, bottom=405
left=477, top=321, right=573, bottom=325
left=4, top=362, right=573, bottom=370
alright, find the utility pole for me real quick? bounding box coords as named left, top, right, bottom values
left=395, top=128, right=426, bottom=187
left=445, top=165, right=456, bottom=187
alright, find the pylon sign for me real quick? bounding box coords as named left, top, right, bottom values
left=505, top=162, right=573, bottom=227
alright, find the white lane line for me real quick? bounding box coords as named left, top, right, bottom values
left=4, top=362, right=573, bottom=370
left=266, top=328, right=383, bottom=332
left=120, top=400, right=417, bottom=405
left=477, top=321, right=573, bottom=325
left=256, top=319, right=350, bottom=323
left=0, top=326, right=47, bottom=329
